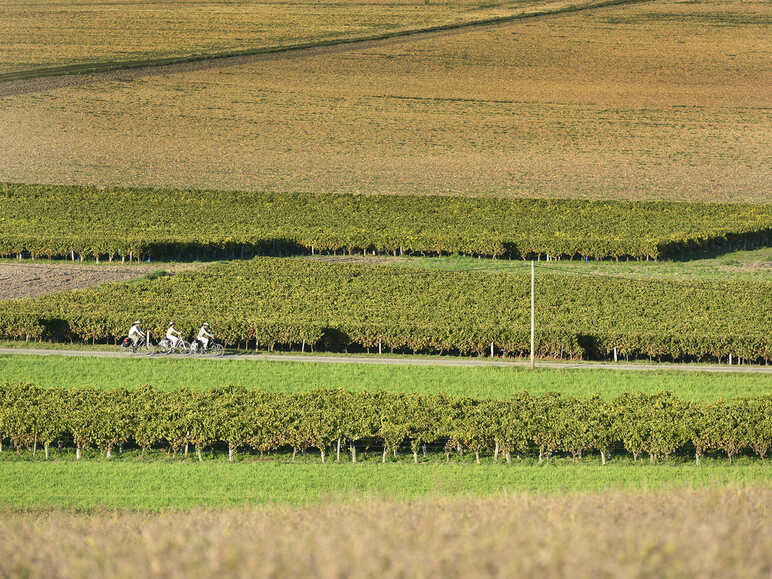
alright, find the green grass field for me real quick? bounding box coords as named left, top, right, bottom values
left=1, top=353, right=769, bottom=400
left=1, top=457, right=768, bottom=510
left=4, top=246, right=769, bottom=280
left=392, top=248, right=772, bottom=282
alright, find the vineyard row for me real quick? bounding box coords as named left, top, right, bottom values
left=3, top=183, right=771, bottom=261
left=2, top=384, right=769, bottom=465
left=2, top=259, right=770, bottom=363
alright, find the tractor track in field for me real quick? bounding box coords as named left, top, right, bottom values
left=0, top=0, right=653, bottom=97
left=0, top=347, right=769, bottom=374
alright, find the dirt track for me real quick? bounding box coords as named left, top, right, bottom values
left=0, top=262, right=199, bottom=300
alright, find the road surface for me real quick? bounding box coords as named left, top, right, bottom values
left=1, top=347, right=769, bottom=374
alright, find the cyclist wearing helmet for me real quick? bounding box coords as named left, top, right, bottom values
left=128, top=320, right=145, bottom=347
left=166, top=321, right=181, bottom=349
left=197, top=322, right=214, bottom=352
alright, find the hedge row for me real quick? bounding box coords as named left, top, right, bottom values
left=2, top=384, right=769, bottom=464
left=2, top=258, right=770, bottom=362
left=2, top=183, right=770, bottom=260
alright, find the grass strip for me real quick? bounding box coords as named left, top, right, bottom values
left=1, top=460, right=768, bottom=510
left=0, top=353, right=769, bottom=400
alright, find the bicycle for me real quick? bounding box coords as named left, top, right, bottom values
left=119, top=336, right=154, bottom=354
left=157, top=337, right=190, bottom=354
left=190, top=339, right=225, bottom=357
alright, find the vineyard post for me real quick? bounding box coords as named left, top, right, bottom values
left=530, top=260, right=535, bottom=370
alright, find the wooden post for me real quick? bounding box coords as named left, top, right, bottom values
left=530, top=260, right=535, bottom=370
left=378, top=340, right=382, bottom=355
left=613, top=346, right=618, bottom=363
left=490, top=342, right=494, bottom=357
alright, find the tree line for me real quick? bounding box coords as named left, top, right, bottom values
left=1, top=384, right=769, bottom=465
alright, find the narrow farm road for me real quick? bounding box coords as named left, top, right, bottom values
left=1, top=348, right=769, bottom=375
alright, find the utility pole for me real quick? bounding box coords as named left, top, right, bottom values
left=530, top=260, right=535, bottom=369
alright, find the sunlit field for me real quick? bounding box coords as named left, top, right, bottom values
left=0, top=0, right=591, bottom=76
left=2, top=0, right=769, bottom=200
left=1, top=458, right=770, bottom=509
left=1, top=488, right=771, bottom=578
left=1, top=353, right=769, bottom=400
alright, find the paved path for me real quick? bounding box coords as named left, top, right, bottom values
left=1, top=348, right=769, bottom=374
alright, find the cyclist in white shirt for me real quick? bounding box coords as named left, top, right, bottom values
left=166, top=321, right=181, bottom=349
left=197, top=322, right=214, bottom=352
left=128, top=321, right=145, bottom=347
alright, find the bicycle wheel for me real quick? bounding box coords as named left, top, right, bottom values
left=210, top=343, right=225, bottom=357
left=175, top=340, right=189, bottom=354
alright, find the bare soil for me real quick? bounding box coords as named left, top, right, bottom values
left=0, top=262, right=200, bottom=300
left=719, top=261, right=772, bottom=274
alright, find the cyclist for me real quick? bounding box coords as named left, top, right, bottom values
left=197, top=322, right=214, bottom=352
left=166, top=321, right=182, bottom=349
left=128, top=320, right=145, bottom=348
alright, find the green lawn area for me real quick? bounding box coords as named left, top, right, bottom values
left=1, top=457, right=768, bottom=510
left=1, top=354, right=769, bottom=400
left=4, top=247, right=770, bottom=282
left=391, top=247, right=772, bottom=282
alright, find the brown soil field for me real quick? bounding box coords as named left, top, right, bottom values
left=1, top=487, right=770, bottom=578
left=1, top=0, right=582, bottom=76
left=1, top=0, right=769, bottom=201
left=0, top=262, right=201, bottom=300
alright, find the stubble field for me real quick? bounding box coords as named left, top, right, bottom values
left=1, top=0, right=769, bottom=200
left=1, top=488, right=770, bottom=578
left=1, top=0, right=592, bottom=76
